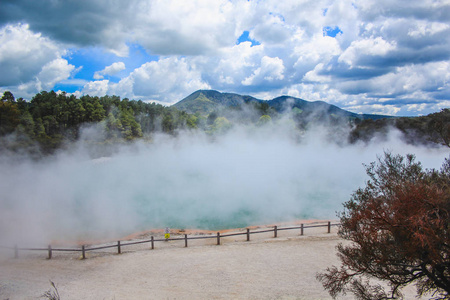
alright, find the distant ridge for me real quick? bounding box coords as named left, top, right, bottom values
left=173, top=90, right=258, bottom=115
left=173, top=90, right=392, bottom=120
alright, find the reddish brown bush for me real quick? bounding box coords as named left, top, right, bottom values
left=317, top=153, right=450, bottom=299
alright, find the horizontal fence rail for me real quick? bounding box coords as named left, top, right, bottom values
left=1, top=222, right=339, bottom=260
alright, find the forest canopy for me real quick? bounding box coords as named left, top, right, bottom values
left=0, top=90, right=198, bottom=156
left=0, top=90, right=449, bottom=158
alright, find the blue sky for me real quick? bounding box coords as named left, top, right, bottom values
left=237, top=31, right=261, bottom=46
left=0, top=0, right=449, bottom=116
left=54, top=44, right=160, bottom=93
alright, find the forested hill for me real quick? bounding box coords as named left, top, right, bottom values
left=173, top=90, right=390, bottom=120
left=0, top=90, right=449, bottom=157
left=173, top=90, right=259, bottom=114
left=0, top=90, right=198, bottom=155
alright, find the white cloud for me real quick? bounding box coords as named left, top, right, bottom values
left=337, top=61, right=450, bottom=98
left=299, top=60, right=450, bottom=115
left=132, top=0, right=240, bottom=55
left=128, top=57, right=209, bottom=101
left=242, top=56, right=285, bottom=85
left=0, top=0, right=449, bottom=115
left=0, top=24, right=62, bottom=86
left=0, top=24, right=76, bottom=98
left=407, top=21, right=450, bottom=38
left=357, top=0, right=450, bottom=22
left=293, top=35, right=341, bottom=77
left=93, top=62, right=126, bottom=79
left=81, top=57, right=210, bottom=103
left=251, top=12, right=291, bottom=44
left=17, top=58, right=75, bottom=95
left=80, top=79, right=110, bottom=97
left=338, top=37, right=397, bottom=67
left=191, top=42, right=266, bottom=91
left=38, top=58, right=75, bottom=89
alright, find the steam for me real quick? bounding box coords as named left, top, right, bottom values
left=0, top=122, right=448, bottom=246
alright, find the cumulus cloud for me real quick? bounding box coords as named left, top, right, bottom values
left=17, top=58, right=75, bottom=96
left=0, top=0, right=241, bottom=56
left=339, top=61, right=450, bottom=98
left=292, top=34, right=341, bottom=79
left=0, top=0, right=132, bottom=56
left=338, top=37, right=397, bottom=67
left=81, top=57, right=210, bottom=102
left=0, top=0, right=449, bottom=114
left=132, top=0, right=239, bottom=55
left=357, top=0, right=450, bottom=22
left=0, top=23, right=75, bottom=98
left=251, top=12, right=291, bottom=44
left=195, top=42, right=266, bottom=92
left=79, top=79, right=111, bottom=97
left=93, top=62, right=126, bottom=79
left=242, top=56, right=285, bottom=86
left=0, top=24, right=61, bottom=86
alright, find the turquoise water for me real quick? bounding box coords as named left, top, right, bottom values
left=2, top=127, right=448, bottom=245
left=129, top=189, right=338, bottom=232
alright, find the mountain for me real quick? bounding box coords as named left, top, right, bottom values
left=173, top=90, right=391, bottom=120
left=173, top=90, right=258, bottom=115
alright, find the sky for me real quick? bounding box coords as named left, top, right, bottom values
left=0, top=0, right=449, bottom=116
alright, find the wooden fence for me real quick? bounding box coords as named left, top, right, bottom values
left=1, top=221, right=339, bottom=260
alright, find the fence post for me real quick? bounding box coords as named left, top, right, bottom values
left=217, top=232, right=220, bottom=245
left=151, top=236, right=154, bottom=250
left=246, top=228, right=250, bottom=241
left=185, top=234, right=188, bottom=247
left=327, top=221, right=331, bottom=233
left=48, top=245, right=52, bottom=259
left=300, top=223, right=304, bottom=236
left=82, top=245, right=86, bottom=259
left=274, top=226, right=278, bottom=238
left=14, top=244, right=18, bottom=259
left=117, top=241, right=121, bottom=254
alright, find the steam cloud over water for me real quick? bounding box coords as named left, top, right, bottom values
left=0, top=124, right=448, bottom=246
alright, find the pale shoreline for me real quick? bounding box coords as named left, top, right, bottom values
left=37, top=219, right=337, bottom=247
left=122, top=219, right=336, bottom=240
left=1, top=220, right=346, bottom=299
left=0, top=220, right=420, bottom=299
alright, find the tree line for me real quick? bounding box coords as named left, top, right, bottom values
left=0, top=90, right=198, bottom=155
left=350, top=109, right=450, bottom=148
left=1, top=90, right=449, bottom=157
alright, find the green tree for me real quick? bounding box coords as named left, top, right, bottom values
left=1, top=91, right=15, bottom=102
left=18, top=110, right=35, bottom=138
left=211, top=116, right=232, bottom=134
left=91, top=101, right=106, bottom=122
left=162, top=112, right=175, bottom=134
left=0, top=91, right=20, bottom=135
left=257, top=101, right=270, bottom=115
left=15, top=97, right=28, bottom=111
left=186, top=114, right=198, bottom=129
left=34, top=118, right=47, bottom=139
left=119, top=109, right=142, bottom=140
left=207, top=111, right=218, bottom=125
left=68, top=99, right=86, bottom=126
left=317, top=153, right=450, bottom=299
left=105, top=112, right=123, bottom=140
left=428, top=109, right=450, bottom=148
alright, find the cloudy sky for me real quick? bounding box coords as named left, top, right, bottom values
left=0, top=0, right=449, bottom=116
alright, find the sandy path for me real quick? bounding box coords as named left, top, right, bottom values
left=1, top=222, right=351, bottom=299
left=0, top=222, right=420, bottom=299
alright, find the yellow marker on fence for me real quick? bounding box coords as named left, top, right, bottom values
left=164, top=227, right=170, bottom=240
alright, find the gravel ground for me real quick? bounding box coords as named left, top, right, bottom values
left=0, top=222, right=419, bottom=299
